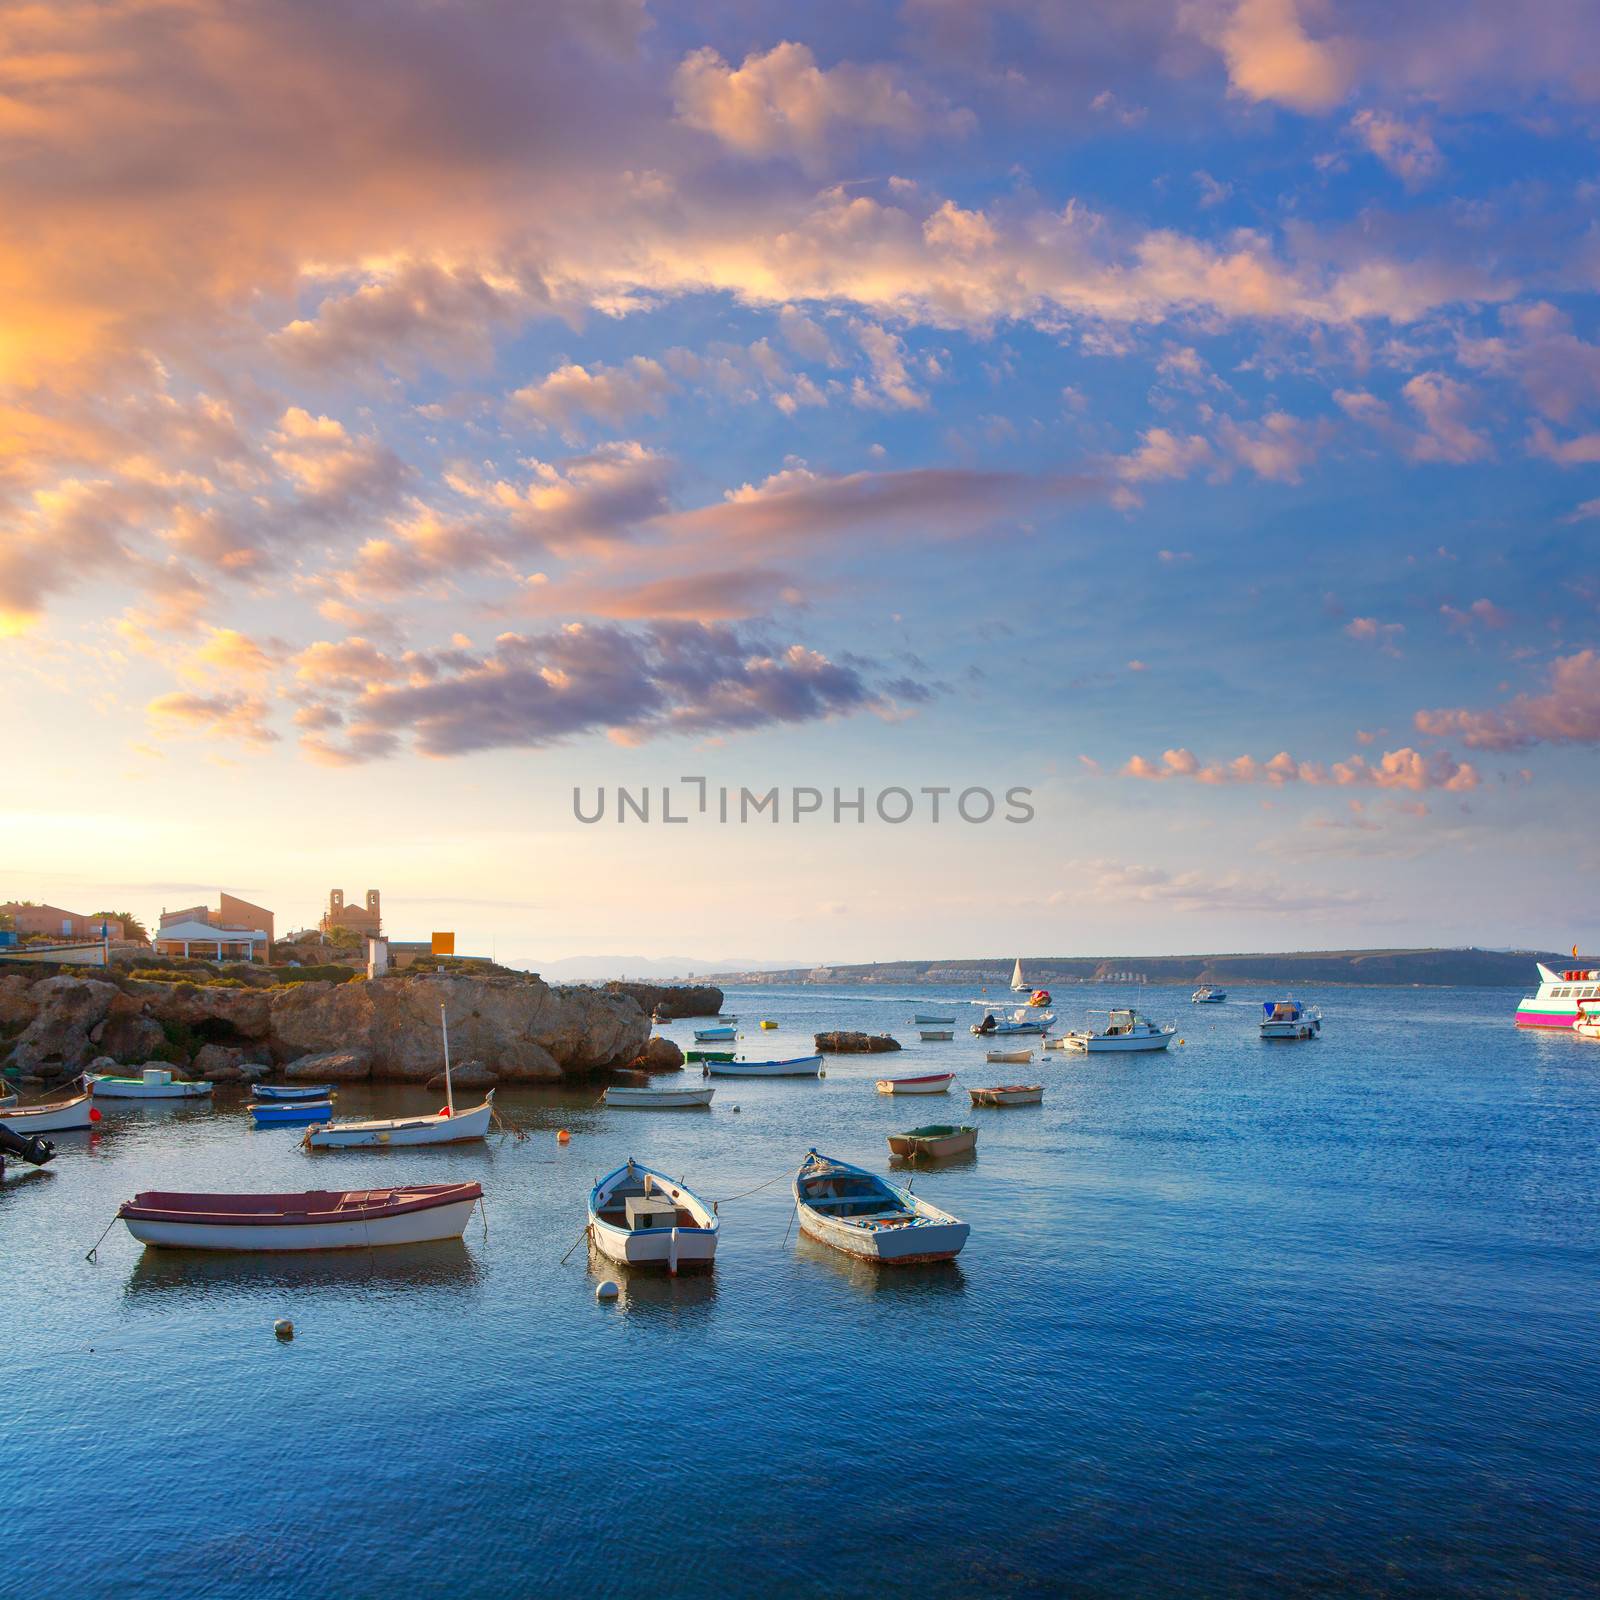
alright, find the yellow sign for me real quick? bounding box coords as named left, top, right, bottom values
left=431, top=931, right=455, bottom=955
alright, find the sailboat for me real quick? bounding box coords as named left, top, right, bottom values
left=1010, top=957, right=1027, bottom=991
left=304, top=1002, right=494, bottom=1149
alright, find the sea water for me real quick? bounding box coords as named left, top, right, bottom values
left=2, top=982, right=1596, bottom=1597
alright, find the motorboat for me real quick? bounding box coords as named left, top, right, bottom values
left=793, top=1149, right=968, bottom=1264
left=116, top=1182, right=483, bottom=1251
left=986, top=1049, right=1032, bottom=1065
left=1260, top=1000, right=1321, bottom=1039
left=587, top=1159, right=718, bottom=1273
left=1191, top=986, right=1226, bottom=1003
left=875, top=1072, right=954, bottom=1094
left=704, top=1055, right=821, bottom=1078
left=604, top=1084, right=716, bottom=1108
left=250, top=1099, right=335, bottom=1126
left=1515, top=961, right=1600, bottom=1028
left=970, top=1008, right=1052, bottom=1037
left=886, top=1124, right=977, bottom=1159
left=919, top=1030, right=954, bottom=1042
left=967, top=1084, right=1043, bottom=1107
left=252, top=1084, right=337, bottom=1102
left=90, top=1067, right=212, bottom=1099
left=1061, top=1009, right=1176, bottom=1053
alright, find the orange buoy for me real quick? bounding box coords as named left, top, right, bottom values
left=557, top=1128, right=571, bottom=1144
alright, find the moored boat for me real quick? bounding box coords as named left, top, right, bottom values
left=1062, top=1009, right=1175, bottom=1053
left=1010, top=958, right=1027, bottom=991
left=1260, top=1000, right=1321, bottom=1039
left=250, top=1099, right=334, bottom=1126
left=912, top=1012, right=956, bottom=1025
left=686, top=1049, right=735, bottom=1064
left=971, top=1008, right=1052, bottom=1036
left=759, top=1020, right=777, bottom=1030
left=886, top=1124, right=977, bottom=1159
left=704, top=1055, right=822, bottom=1077
left=694, top=1025, right=737, bottom=1042
left=985, top=1048, right=1032, bottom=1064
left=875, top=1071, right=954, bottom=1094
left=1575, top=1001, right=1600, bottom=1042
left=1191, top=986, right=1226, bottom=1003
left=0, top=1085, right=99, bottom=1132
left=90, top=1067, right=212, bottom=1099
left=1516, top=962, right=1600, bottom=1028
left=117, top=1182, right=483, bottom=1251
left=793, top=1149, right=969, bottom=1264
left=919, top=1029, right=954, bottom=1042
left=587, top=1159, right=718, bottom=1273
left=252, top=1084, right=337, bottom=1102
left=604, top=1084, right=716, bottom=1108
left=967, top=1084, right=1043, bottom=1106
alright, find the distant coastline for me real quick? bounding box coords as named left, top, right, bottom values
left=704, top=948, right=1576, bottom=989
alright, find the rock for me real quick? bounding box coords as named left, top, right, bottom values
left=0, top=973, right=37, bottom=1026
left=425, top=1058, right=498, bottom=1091
left=191, top=1043, right=270, bottom=1083
left=607, top=982, right=724, bottom=1021
left=10, top=977, right=121, bottom=1074
left=93, top=1014, right=168, bottom=1063
left=814, top=1030, right=902, bottom=1054
left=623, top=1036, right=685, bottom=1074
left=85, top=1056, right=121, bottom=1074
left=285, top=1049, right=372, bottom=1082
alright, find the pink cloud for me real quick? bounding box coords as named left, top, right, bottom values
left=1122, top=743, right=1478, bottom=791
left=1415, top=649, right=1600, bottom=749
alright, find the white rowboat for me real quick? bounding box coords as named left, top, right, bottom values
left=90, top=1068, right=212, bottom=1099
left=704, top=1055, right=822, bottom=1078
left=875, top=1072, right=954, bottom=1094
left=604, top=1084, right=716, bottom=1108
left=919, top=1030, right=954, bottom=1042
left=912, top=1013, right=956, bottom=1025
left=794, top=1149, right=968, bottom=1264
left=985, top=1049, right=1032, bottom=1064
left=0, top=1089, right=98, bottom=1132
left=588, top=1159, right=718, bottom=1273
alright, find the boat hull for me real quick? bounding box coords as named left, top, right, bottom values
left=796, top=1205, right=968, bottom=1264
left=875, top=1073, right=954, bottom=1094
left=250, top=1101, right=334, bottom=1125
left=918, top=1030, right=954, bottom=1042
left=604, top=1086, right=716, bottom=1107
left=0, top=1092, right=97, bottom=1132
left=968, top=1085, right=1043, bottom=1106
left=886, top=1126, right=977, bottom=1158
left=1260, top=1021, right=1320, bottom=1039
left=912, top=1014, right=955, bottom=1025
left=693, top=1028, right=736, bottom=1042
left=304, top=1097, right=493, bottom=1148
left=1063, top=1033, right=1173, bottom=1052
left=91, top=1076, right=212, bottom=1099
left=1515, top=1001, right=1583, bottom=1028
left=252, top=1084, right=336, bottom=1102
left=705, top=1056, right=821, bottom=1077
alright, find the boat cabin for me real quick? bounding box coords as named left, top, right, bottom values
left=1263, top=1001, right=1303, bottom=1022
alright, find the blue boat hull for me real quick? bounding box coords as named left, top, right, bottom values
left=249, top=1101, right=333, bottom=1125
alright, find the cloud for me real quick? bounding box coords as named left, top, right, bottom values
left=1401, top=373, right=1491, bottom=463
left=268, top=408, right=408, bottom=515
left=672, top=42, right=970, bottom=168
left=1116, top=427, right=1214, bottom=482
left=512, top=357, right=676, bottom=434
left=1121, top=744, right=1479, bottom=790
left=1439, top=597, right=1510, bottom=634
left=146, top=690, right=278, bottom=747
left=1415, top=650, right=1600, bottom=749
left=1216, top=411, right=1323, bottom=481
left=1345, top=616, right=1405, bottom=654
left=850, top=320, right=928, bottom=410
left=1350, top=110, right=1443, bottom=186
left=512, top=568, right=800, bottom=622
left=1212, top=0, right=1352, bottom=113
left=1458, top=302, right=1600, bottom=424
left=1527, top=421, right=1600, bottom=464
left=1062, top=858, right=1369, bottom=916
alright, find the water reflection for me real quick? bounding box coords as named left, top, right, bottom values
left=793, top=1233, right=968, bottom=1297
left=123, top=1238, right=482, bottom=1300
left=887, top=1147, right=979, bottom=1174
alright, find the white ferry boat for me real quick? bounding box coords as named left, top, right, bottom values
left=1515, top=963, right=1600, bottom=1029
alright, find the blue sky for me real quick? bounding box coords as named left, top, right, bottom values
left=2, top=0, right=1597, bottom=963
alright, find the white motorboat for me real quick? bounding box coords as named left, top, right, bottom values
left=793, top=1149, right=968, bottom=1264
left=588, top=1159, right=718, bottom=1272
left=117, top=1182, right=482, bottom=1251
left=90, top=1067, right=212, bottom=1099
left=875, top=1072, right=955, bottom=1094
left=0, top=1084, right=99, bottom=1132
left=304, top=1003, right=493, bottom=1147
left=1191, top=986, right=1227, bottom=1003
left=704, top=1055, right=822, bottom=1078
left=604, top=1084, right=716, bottom=1108
left=1061, top=1009, right=1176, bottom=1053
left=1260, top=1000, right=1321, bottom=1039
left=970, top=1008, right=1053, bottom=1037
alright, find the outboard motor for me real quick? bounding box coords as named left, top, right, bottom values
left=0, top=1121, right=56, bottom=1168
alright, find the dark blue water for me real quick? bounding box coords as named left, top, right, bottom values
left=4, top=982, right=1597, bottom=1597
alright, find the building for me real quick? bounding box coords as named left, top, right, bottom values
left=321, top=888, right=381, bottom=939
left=155, top=893, right=274, bottom=962
left=0, top=903, right=125, bottom=941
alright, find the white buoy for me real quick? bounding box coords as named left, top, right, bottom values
left=596, top=1281, right=620, bottom=1302
left=274, top=1318, right=294, bottom=1340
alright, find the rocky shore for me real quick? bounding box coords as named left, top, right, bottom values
left=0, top=963, right=720, bottom=1086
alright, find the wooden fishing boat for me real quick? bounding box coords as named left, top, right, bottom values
left=250, top=1099, right=334, bottom=1126
left=252, top=1084, right=337, bottom=1102
left=986, top=1048, right=1032, bottom=1064
left=0, top=1088, right=99, bottom=1132
left=793, top=1149, right=968, bottom=1264
left=604, top=1084, right=716, bottom=1108
left=874, top=1071, right=954, bottom=1094
left=304, top=1003, right=493, bottom=1148
left=588, top=1159, right=718, bottom=1273
left=705, top=1055, right=822, bottom=1078
left=912, top=1013, right=956, bottom=1025
left=694, top=1026, right=736, bottom=1042
left=968, top=1084, right=1043, bottom=1107
left=685, top=1049, right=735, bottom=1064
left=90, top=1067, right=212, bottom=1099
left=886, top=1124, right=977, bottom=1158
left=919, top=1029, right=954, bottom=1042
left=117, top=1182, right=483, bottom=1251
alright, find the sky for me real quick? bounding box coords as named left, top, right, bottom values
left=2, top=0, right=1598, bottom=968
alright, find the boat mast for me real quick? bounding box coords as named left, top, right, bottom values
left=440, top=1000, right=455, bottom=1116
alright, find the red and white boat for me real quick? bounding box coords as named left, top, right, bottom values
left=1515, top=963, right=1600, bottom=1029
left=0, top=1085, right=99, bottom=1133
left=874, top=1071, right=955, bottom=1095
left=116, top=1182, right=482, bottom=1251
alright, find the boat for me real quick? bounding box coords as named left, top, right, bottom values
left=1575, top=1001, right=1600, bottom=1042
left=117, top=1182, right=483, bottom=1251
left=1010, top=958, right=1027, bottom=991
left=587, top=1159, right=718, bottom=1273
left=704, top=1055, right=822, bottom=1077
left=912, top=1012, right=956, bottom=1025
left=604, top=1084, right=716, bottom=1108
left=685, top=1049, right=735, bottom=1064
left=694, top=1026, right=736, bottom=1042
left=1042, top=1036, right=1067, bottom=1050
left=1260, top=1000, right=1321, bottom=1040
left=251, top=1084, right=337, bottom=1102
left=0, top=1090, right=13, bottom=1109
left=886, top=1124, right=977, bottom=1159
left=304, top=1002, right=494, bottom=1148
left=0, top=1086, right=99, bottom=1133
left=875, top=1071, right=954, bottom=1094
left=759, top=1020, right=777, bottom=1030
left=793, top=1149, right=969, bottom=1264
left=1191, top=986, right=1227, bottom=1003
left=970, top=1008, right=1052, bottom=1036
left=968, top=1084, right=1043, bottom=1106
left=90, top=1067, right=212, bottom=1099
left=985, top=1048, right=1032, bottom=1064
left=250, top=1099, right=335, bottom=1126
left=1515, top=961, right=1600, bottom=1028
left=1061, top=1009, right=1176, bottom=1053
left=919, top=1029, right=954, bottom=1042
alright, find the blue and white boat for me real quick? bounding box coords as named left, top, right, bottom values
left=971, top=1008, right=1052, bottom=1037
left=694, top=1025, right=737, bottom=1042
left=793, top=1149, right=969, bottom=1264
left=1260, top=1000, right=1321, bottom=1039
left=252, top=1083, right=337, bottom=1102
left=1191, top=986, right=1226, bottom=1004
left=705, top=1054, right=822, bottom=1077
left=588, top=1158, right=718, bottom=1272
left=249, top=1099, right=334, bottom=1126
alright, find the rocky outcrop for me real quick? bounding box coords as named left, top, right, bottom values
left=815, top=1030, right=902, bottom=1054
left=285, top=1049, right=372, bottom=1082
left=606, top=982, right=723, bottom=1020
left=622, top=1036, right=685, bottom=1075
left=10, top=976, right=119, bottom=1075
left=426, top=1058, right=497, bottom=1091
left=191, top=1043, right=270, bottom=1083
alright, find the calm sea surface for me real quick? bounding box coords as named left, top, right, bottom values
left=3, top=981, right=1598, bottom=1598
